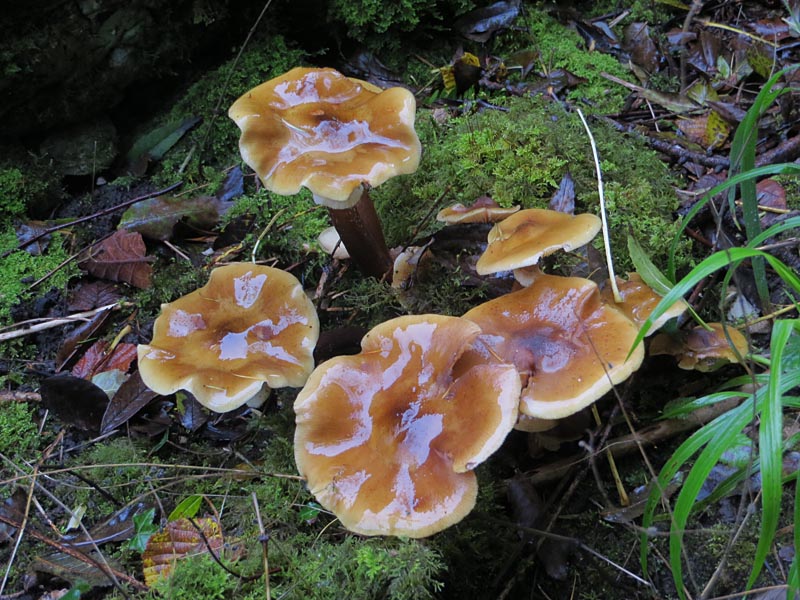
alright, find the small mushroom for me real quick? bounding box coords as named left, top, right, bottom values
left=318, top=226, right=350, bottom=260
left=436, top=195, right=520, bottom=224
left=460, top=272, right=644, bottom=419
left=599, top=272, right=688, bottom=335
left=649, top=322, right=749, bottom=372
left=229, top=67, right=421, bottom=278
left=476, top=208, right=601, bottom=275
left=294, top=314, right=520, bottom=537
left=137, top=263, right=319, bottom=412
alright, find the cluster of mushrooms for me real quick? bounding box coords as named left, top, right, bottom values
left=136, top=67, right=747, bottom=538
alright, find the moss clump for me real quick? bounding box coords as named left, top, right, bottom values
left=0, top=401, right=39, bottom=458
left=496, top=9, right=634, bottom=113
left=326, top=0, right=473, bottom=51
left=0, top=229, right=78, bottom=325
left=376, top=96, right=692, bottom=274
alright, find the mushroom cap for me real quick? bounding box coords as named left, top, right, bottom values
left=460, top=273, right=645, bottom=419
left=436, top=196, right=520, bottom=224
left=475, top=208, right=601, bottom=275
left=228, top=67, right=421, bottom=207
left=137, top=263, right=319, bottom=412
left=649, top=322, right=748, bottom=372
left=599, top=273, right=688, bottom=335
left=294, top=314, right=520, bottom=537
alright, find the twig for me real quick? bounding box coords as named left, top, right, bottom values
left=576, top=108, right=620, bottom=302
left=2, top=181, right=183, bottom=260
left=0, top=303, right=128, bottom=343
left=252, top=492, right=271, bottom=600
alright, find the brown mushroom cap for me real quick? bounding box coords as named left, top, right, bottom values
left=294, top=314, right=520, bottom=537
left=475, top=208, right=601, bottom=275
left=137, top=263, right=319, bottom=413
left=436, top=196, right=520, bottom=224
left=649, top=322, right=748, bottom=372
left=228, top=67, right=421, bottom=207
left=599, top=273, right=688, bottom=334
left=460, top=273, right=645, bottom=419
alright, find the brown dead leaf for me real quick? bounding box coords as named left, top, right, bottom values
left=142, top=517, right=224, bottom=588
left=72, top=340, right=138, bottom=379
left=68, top=281, right=122, bottom=312
left=80, top=230, right=152, bottom=289
left=101, top=371, right=158, bottom=435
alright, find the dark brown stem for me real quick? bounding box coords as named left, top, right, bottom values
left=326, top=188, right=393, bottom=278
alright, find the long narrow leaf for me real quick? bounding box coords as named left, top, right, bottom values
left=633, top=248, right=800, bottom=352
left=666, top=163, right=800, bottom=281
left=746, top=320, right=799, bottom=589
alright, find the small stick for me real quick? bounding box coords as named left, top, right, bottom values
left=252, top=492, right=271, bottom=600
left=2, top=181, right=183, bottom=259
left=576, top=108, right=620, bottom=302
left=0, top=303, right=126, bottom=342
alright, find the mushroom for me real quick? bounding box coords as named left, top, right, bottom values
left=229, top=67, right=421, bottom=278
left=137, top=263, right=319, bottom=413
left=475, top=208, right=601, bottom=275
left=459, top=272, right=645, bottom=420
left=436, top=195, right=520, bottom=224
left=599, top=272, right=688, bottom=335
left=649, top=322, right=749, bottom=372
left=294, top=314, right=520, bottom=537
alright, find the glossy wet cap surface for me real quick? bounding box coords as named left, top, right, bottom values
left=294, top=314, right=520, bottom=537
left=228, top=67, right=421, bottom=204
left=137, top=263, right=319, bottom=412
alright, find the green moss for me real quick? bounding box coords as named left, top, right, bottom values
left=327, top=0, right=473, bottom=51
left=0, top=229, right=78, bottom=325
left=0, top=401, right=39, bottom=458
left=496, top=10, right=634, bottom=113
left=376, top=96, right=692, bottom=274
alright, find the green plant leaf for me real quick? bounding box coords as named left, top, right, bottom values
left=127, top=507, right=158, bottom=553
left=168, top=495, right=203, bottom=521
left=627, top=235, right=674, bottom=292
left=746, top=319, right=799, bottom=589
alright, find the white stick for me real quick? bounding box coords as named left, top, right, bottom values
left=0, top=303, right=123, bottom=342
left=576, top=108, right=621, bottom=302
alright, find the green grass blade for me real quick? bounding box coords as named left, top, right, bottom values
left=666, top=163, right=800, bottom=281
left=747, top=215, right=800, bottom=249
left=633, top=248, right=800, bottom=353
left=747, top=320, right=799, bottom=589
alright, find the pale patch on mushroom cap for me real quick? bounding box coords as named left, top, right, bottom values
left=649, top=322, right=748, bottom=372
left=228, top=67, right=421, bottom=207
left=476, top=208, right=601, bottom=275
left=294, top=314, right=520, bottom=537
left=599, top=273, right=688, bottom=335
left=436, top=196, right=520, bottom=224
left=137, top=263, right=319, bottom=413
left=461, top=273, right=645, bottom=419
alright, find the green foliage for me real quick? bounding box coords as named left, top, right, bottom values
left=499, top=10, right=634, bottom=112
left=327, top=0, right=473, bottom=50
left=0, top=167, right=33, bottom=217
left=377, top=96, right=690, bottom=273
left=0, top=229, right=78, bottom=325
left=271, top=536, right=444, bottom=600
left=0, top=401, right=39, bottom=458
left=128, top=508, right=158, bottom=553
left=150, top=552, right=236, bottom=600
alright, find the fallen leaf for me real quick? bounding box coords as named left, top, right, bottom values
left=40, top=374, right=109, bottom=434
left=453, top=0, right=521, bottom=43
left=100, top=371, right=158, bottom=435
left=80, top=230, right=152, bottom=289
left=118, top=194, right=227, bottom=241
left=72, top=340, right=137, bottom=379
left=67, top=281, right=122, bottom=312
left=142, top=517, right=224, bottom=588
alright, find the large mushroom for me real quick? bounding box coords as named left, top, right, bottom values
left=229, top=67, right=421, bottom=278
left=137, top=263, right=319, bottom=413
left=459, top=272, right=644, bottom=420
left=294, top=314, right=520, bottom=537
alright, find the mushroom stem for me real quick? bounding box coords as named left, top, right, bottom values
left=319, top=188, right=393, bottom=279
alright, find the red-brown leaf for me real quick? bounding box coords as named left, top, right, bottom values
left=81, top=230, right=152, bottom=289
